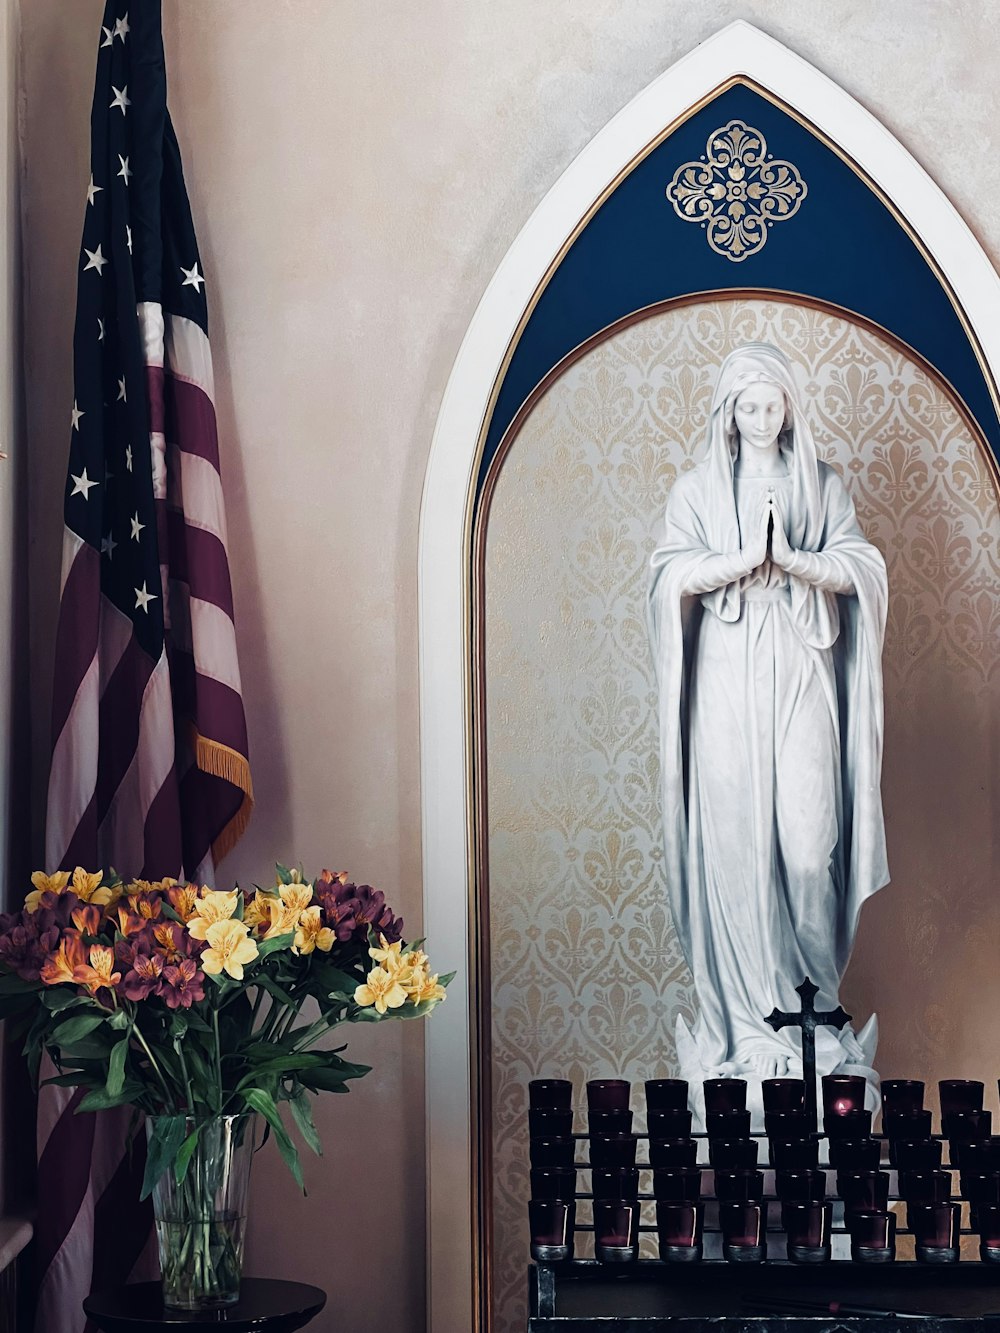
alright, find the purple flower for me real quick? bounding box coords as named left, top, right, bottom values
left=161, top=959, right=205, bottom=1009
left=313, top=873, right=403, bottom=945
left=122, top=952, right=164, bottom=1002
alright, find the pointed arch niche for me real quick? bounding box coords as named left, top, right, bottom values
left=419, top=24, right=1000, bottom=1332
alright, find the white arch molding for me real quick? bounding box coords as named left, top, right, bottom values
left=418, top=22, right=1000, bottom=1331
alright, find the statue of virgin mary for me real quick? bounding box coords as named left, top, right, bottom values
left=647, top=342, right=889, bottom=1111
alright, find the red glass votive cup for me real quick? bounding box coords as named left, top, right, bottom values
left=939, top=1079, right=984, bottom=1118
left=839, top=1170, right=890, bottom=1215
left=529, top=1078, right=573, bottom=1110
left=945, top=1109, right=992, bottom=1155
left=714, top=1168, right=764, bottom=1203
left=825, top=1109, right=872, bottom=1140
left=776, top=1167, right=825, bottom=1203
left=978, top=1201, right=1000, bottom=1263
left=593, top=1200, right=639, bottom=1263
left=720, top=1200, right=767, bottom=1263
left=769, top=1137, right=819, bottom=1170
left=587, top=1079, right=630, bottom=1112
left=707, top=1109, right=751, bottom=1140
left=849, top=1209, right=896, bottom=1263
left=765, top=1109, right=811, bottom=1140
left=898, top=1169, right=951, bottom=1206
left=649, top=1138, right=698, bottom=1169
left=703, top=1078, right=747, bottom=1113
left=960, top=1171, right=1000, bottom=1228
left=822, top=1074, right=866, bottom=1118
left=530, top=1167, right=577, bottom=1201
left=529, top=1198, right=575, bottom=1262
left=762, top=1078, right=806, bottom=1113
left=709, top=1138, right=758, bottom=1171
left=893, top=1139, right=942, bottom=1173
left=784, top=1200, right=832, bottom=1264
left=656, top=1200, right=704, bottom=1263
left=881, top=1079, right=924, bottom=1116
left=652, top=1166, right=702, bottom=1202
left=960, top=1138, right=1000, bottom=1172
left=592, top=1166, right=640, bottom=1201
left=588, top=1107, right=633, bottom=1136
left=885, top=1111, right=933, bottom=1162
left=647, top=1108, right=693, bottom=1139
left=589, top=1133, right=637, bottom=1169
left=645, top=1078, right=688, bottom=1112
left=529, top=1107, right=573, bottom=1138
left=829, top=1137, right=881, bottom=1171
left=530, top=1136, right=576, bottom=1168
left=910, top=1201, right=961, bottom=1264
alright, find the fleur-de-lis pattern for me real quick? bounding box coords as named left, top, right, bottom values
left=666, top=120, right=807, bottom=261
left=483, top=298, right=1000, bottom=1333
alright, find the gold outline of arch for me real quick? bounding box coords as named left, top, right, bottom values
left=458, top=76, right=1000, bottom=1330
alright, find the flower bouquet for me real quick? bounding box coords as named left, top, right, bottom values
left=0, top=865, right=450, bottom=1309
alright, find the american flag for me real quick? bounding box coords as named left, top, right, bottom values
left=37, top=3, right=253, bottom=1326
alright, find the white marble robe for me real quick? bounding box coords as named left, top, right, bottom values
left=648, top=455, right=889, bottom=1082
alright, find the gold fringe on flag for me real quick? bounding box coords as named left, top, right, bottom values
left=194, top=731, right=255, bottom=864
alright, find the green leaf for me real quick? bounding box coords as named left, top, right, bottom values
left=40, top=988, right=81, bottom=1013
left=106, top=1037, right=129, bottom=1098
left=140, top=1114, right=188, bottom=1200
left=77, top=1081, right=145, bottom=1113
left=254, top=975, right=298, bottom=1009
left=53, top=1012, right=107, bottom=1045
left=438, top=970, right=457, bottom=988
left=256, top=933, right=295, bottom=960
left=299, top=1064, right=367, bottom=1093
left=107, top=1009, right=131, bottom=1031
left=240, top=1087, right=304, bottom=1191
left=174, top=1124, right=203, bottom=1185
left=289, top=1088, right=323, bottom=1157
left=274, top=863, right=293, bottom=886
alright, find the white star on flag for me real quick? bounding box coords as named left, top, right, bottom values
left=130, top=512, right=145, bottom=541
left=125, top=445, right=133, bottom=472
left=97, top=318, right=105, bottom=342
left=86, top=175, right=102, bottom=206
left=113, top=13, right=129, bottom=41
left=180, top=262, right=205, bottom=293
left=126, top=225, right=133, bottom=254
left=101, top=532, right=117, bottom=561
left=70, top=400, right=84, bottom=431
left=134, top=582, right=157, bottom=614
left=118, top=154, right=131, bottom=184
left=83, top=243, right=108, bottom=274
left=110, top=84, right=130, bottom=115
left=70, top=468, right=99, bottom=500
left=100, top=25, right=113, bottom=47
left=117, top=376, right=127, bottom=402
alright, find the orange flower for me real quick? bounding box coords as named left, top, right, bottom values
left=71, top=904, right=103, bottom=936
left=74, top=945, right=121, bottom=996
left=40, top=932, right=88, bottom=986
left=115, top=905, right=149, bottom=937
left=166, top=883, right=200, bottom=923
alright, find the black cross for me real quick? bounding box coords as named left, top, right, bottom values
left=765, top=977, right=851, bottom=1132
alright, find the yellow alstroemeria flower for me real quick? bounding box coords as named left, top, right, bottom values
left=39, top=932, right=88, bottom=986
left=166, top=883, right=200, bottom=923
left=71, top=867, right=113, bottom=906
left=279, top=881, right=313, bottom=914
left=369, top=933, right=405, bottom=972
left=186, top=890, right=239, bottom=941
left=262, top=898, right=302, bottom=941
left=200, top=919, right=259, bottom=981
left=294, top=906, right=335, bottom=955
left=354, top=965, right=408, bottom=1015
left=406, top=966, right=447, bottom=1006
left=125, top=879, right=154, bottom=896
left=241, top=894, right=273, bottom=931
left=24, top=870, right=71, bottom=913
left=75, top=945, right=122, bottom=996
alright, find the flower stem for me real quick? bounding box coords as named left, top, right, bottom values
left=132, top=1021, right=173, bottom=1108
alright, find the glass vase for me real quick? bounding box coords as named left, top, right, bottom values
left=146, top=1113, right=257, bottom=1310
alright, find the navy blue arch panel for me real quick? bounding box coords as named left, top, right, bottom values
left=477, top=82, right=1000, bottom=496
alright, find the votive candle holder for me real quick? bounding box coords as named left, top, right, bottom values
left=587, top=1079, right=631, bottom=1112
left=591, top=1166, right=640, bottom=1201
left=714, top=1168, right=764, bottom=1203
left=762, top=1078, right=806, bottom=1113
left=824, top=1109, right=872, bottom=1140
left=529, top=1078, right=573, bottom=1110
left=594, top=1200, right=639, bottom=1263
left=707, top=1109, right=751, bottom=1140
left=587, top=1108, right=633, bottom=1136
left=720, top=1200, right=767, bottom=1263
left=709, top=1138, right=759, bottom=1171
left=645, top=1079, right=689, bottom=1112
left=838, top=1170, right=890, bottom=1215
left=822, top=1074, right=866, bottom=1118
left=977, top=1201, right=1000, bottom=1264
left=529, top=1199, right=575, bottom=1262
left=769, top=1137, right=819, bottom=1171
left=647, top=1108, right=693, bottom=1140
left=589, top=1133, right=637, bottom=1169
left=529, top=1167, right=577, bottom=1201
left=828, top=1137, right=881, bottom=1171
left=703, top=1078, right=747, bottom=1113
left=880, top=1079, right=924, bottom=1116
left=939, top=1079, right=984, bottom=1117
left=784, top=1200, right=832, bottom=1263
left=764, top=1109, right=811, bottom=1140
left=649, top=1138, right=698, bottom=1169
left=530, top=1136, right=576, bottom=1169
left=848, top=1209, right=896, bottom=1263
left=656, top=1201, right=704, bottom=1263
left=898, top=1169, right=952, bottom=1206
left=892, top=1139, right=942, bottom=1173
left=910, top=1201, right=961, bottom=1264
left=529, top=1107, right=574, bottom=1139
left=652, top=1166, right=702, bottom=1203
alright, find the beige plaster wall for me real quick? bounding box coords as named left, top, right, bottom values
left=15, top=2, right=1000, bottom=1329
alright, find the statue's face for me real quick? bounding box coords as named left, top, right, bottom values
left=734, top=381, right=785, bottom=451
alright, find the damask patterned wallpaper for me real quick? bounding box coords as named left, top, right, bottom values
left=483, top=298, right=1000, bottom=1331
